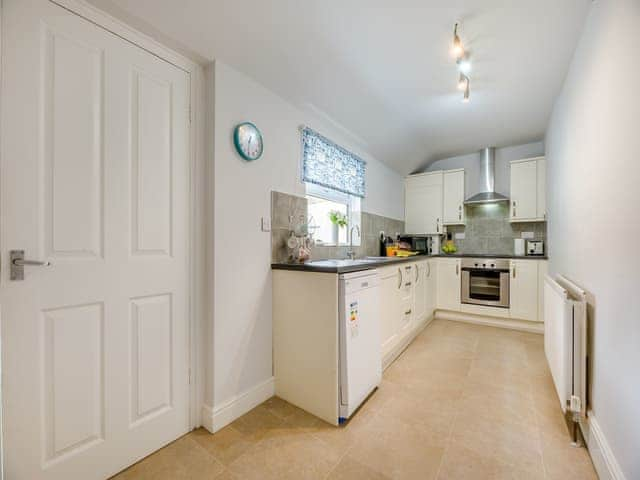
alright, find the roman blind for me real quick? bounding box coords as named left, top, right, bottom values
left=301, top=127, right=366, bottom=198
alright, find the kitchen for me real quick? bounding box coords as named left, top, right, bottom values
left=1, top=1, right=638, bottom=480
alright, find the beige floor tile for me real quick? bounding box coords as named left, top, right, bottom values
left=190, top=426, right=256, bottom=466
left=347, top=414, right=445, bottom=479
left=437, top=441, right=545, bottom=480
left=112, top=435, right=225, bottom=480
left=326, top=456, right=391, bottom=480
left=227, top=430, right=341, bottom=480
left=111, top=319, right=598, bottom=480
left=541, top=432, right=598, bottom=480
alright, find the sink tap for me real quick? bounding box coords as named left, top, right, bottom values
left=346, top=225, right=361, bottom=260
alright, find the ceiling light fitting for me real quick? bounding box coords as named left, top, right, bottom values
left=452, top=22, right=471, bottom=103
left=452, top=23, right=464, bottom=59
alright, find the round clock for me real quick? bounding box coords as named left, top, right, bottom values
left=233, top=122, right=263, bottom=161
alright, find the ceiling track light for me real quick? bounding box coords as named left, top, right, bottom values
left=452, top=23, right=464, bottom=59
left=451, top=22, right=471, bottom=103
left=458, top=73, right=469, bottom=91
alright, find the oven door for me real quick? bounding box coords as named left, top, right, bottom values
left=461, top=269, right=510, bottom=308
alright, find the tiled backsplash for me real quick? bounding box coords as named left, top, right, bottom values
left=271, top=191, right=404, bottom=263
left=445, top=203, right=546, bottom=255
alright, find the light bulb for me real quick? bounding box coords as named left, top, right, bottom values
left=458, top=74, right=468, bottom=91
left=457, top=58, right=471, bottom=74
left=452, top=23, right=464, bottom=59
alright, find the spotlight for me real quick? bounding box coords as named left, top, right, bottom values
left=452, top=23, right=464, bottom=59
left=458, top=73, right=468, bottom=91
left=457, top=57, right=471, bottom=74
left=463, top=81, right=470, bottom=103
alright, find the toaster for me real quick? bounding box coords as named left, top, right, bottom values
left=526, top=240, right=544, bottom=256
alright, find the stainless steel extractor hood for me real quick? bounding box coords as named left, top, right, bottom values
left=464, top=147, right=509, bottom=204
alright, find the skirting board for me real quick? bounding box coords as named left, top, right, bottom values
left=201, top=377, right=275, bottom=433
left=580, top=413, right=627, bottom=480
left=435, top=310, right=544, bottom=334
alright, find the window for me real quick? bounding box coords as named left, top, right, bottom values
left=301, top=127, right=365, bottom=246
left=306, top=183, right=361, bottom=246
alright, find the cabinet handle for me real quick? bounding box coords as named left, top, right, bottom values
left=405, top=309, right=412, bottom=315
left=436, top=218, right=439, bottom=233
left=405, top=282, right=412, bottom=287
left=397, top=268, right=402, bottom=289
left=415, top=266, right=419, bottom=283
left=456, top=263, right=459, bottom=276
left=513, top=265, right=516, bottom=278
left=427, top=262, right=431, bottom=277
left=512, top=200, right=517, bottom=217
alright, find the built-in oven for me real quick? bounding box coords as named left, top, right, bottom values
left=461, top=258, right=510, bottom=308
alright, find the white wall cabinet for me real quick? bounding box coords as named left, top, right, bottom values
left=509, top=260, right=539, bottom=321
left=405, top=172, right=443, bottom=234
left=437, top=258, right=461, bottom=311
left=510, top=157, right=546, bottom=222
left=443, top=169, right=465, bottom=225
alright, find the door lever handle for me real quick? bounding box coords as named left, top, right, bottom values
left=10, top=249, right=51, bottom=281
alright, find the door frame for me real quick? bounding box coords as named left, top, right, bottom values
left=0, top=0, right=207, bottom=444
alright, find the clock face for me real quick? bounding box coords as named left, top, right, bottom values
left=234, top=122, right=263, bottom=161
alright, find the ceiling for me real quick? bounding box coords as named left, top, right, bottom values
left=88, top=0, right=591, bottom=174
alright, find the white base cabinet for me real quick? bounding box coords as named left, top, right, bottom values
left=437, top=258, right=461, bottom=311
left=509, top=260, right=539, bottom=322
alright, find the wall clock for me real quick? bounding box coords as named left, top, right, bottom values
left=233, top=122, right=263, bottom=161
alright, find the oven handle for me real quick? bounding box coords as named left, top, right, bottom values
left=461, top=268, right=510, bottom=273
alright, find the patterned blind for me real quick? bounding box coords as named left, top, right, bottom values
left=301, top=127, right=366, bottom=198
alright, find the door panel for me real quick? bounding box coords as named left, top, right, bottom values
left=510, top=161, right=537, bottom=220
left=1, top=1, right=191, bottom=479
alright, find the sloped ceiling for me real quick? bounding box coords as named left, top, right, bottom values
left=88, top=0, right=591, bottom=174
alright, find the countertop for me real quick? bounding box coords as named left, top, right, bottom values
left=271, top=253, right=548, bottom=274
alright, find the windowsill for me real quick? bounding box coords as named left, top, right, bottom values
left=314, top=243, right=361, bottom=248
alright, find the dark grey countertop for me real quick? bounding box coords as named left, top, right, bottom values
left=271, top=253, right=547, bottom=274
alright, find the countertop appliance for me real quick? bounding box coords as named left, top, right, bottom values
left=399, top=235, right=433, bottom=255
left=526, top=240, right=545, bottom=256
left=461, top=258, right=510, bottom=308
left=338, top=270, right=382, bottom=421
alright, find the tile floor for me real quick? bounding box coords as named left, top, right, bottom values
left=112, top=319, right=597, bottom=480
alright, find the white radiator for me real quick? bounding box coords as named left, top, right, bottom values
left=544, top=274, right=588, bottom=420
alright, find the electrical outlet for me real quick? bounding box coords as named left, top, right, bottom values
left=261, top=217, right=271, bottom=232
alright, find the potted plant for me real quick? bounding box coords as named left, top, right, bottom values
left=328, top=210, right=348, bottom=244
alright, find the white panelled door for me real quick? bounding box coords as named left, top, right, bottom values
left=1, top=1, right=191, bottom=479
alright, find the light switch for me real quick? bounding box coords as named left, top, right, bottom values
left=261, top=217, right=271, bottom=232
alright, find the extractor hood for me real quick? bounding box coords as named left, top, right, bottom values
left=464, top=147, right=509, bottom=204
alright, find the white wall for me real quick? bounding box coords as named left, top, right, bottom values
left=206, top=61, right=404, bottom=420
left=423, top=142, right=545, bottom=198
left=545, top=1, right=640, bottom=478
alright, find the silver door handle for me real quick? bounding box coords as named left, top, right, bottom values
left=397, top=268, right=402, bottom=289
left=415, top=266, right=419, bottom=283
left=513, top=265, right=516, bottom=278
left=10, top=249, right=51, bottom=281
left=456, top=264, right=459, bottom=275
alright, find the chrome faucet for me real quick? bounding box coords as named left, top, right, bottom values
left=346, top=225, right=361, bottom=260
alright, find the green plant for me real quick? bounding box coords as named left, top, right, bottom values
left=328, top=210, right=348, bottom=228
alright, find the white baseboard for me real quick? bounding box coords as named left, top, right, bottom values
left=201, top=377, right=275, bottom=433
left=581, top=413, right=627, bottom=480
left=435, top=309, right=544, bottom=334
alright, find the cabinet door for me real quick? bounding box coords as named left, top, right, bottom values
left=510, top=160, right=537, bottom=221
left=509, top=260, right=539, bottom=321
left=536, top=158, right=546, bottom=220
left=398, top=264, right=415, bottom=335
left=437, top=259, right=461, bottom=311
left=443, top=170, right=465, bottom=225
left=380, top=268, right=402, bottom=356
left=425, top=259, right=437, bottom=318
left=413, top=261, right=428, bottom=322
left=405, top=174, right=443, bottom=234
